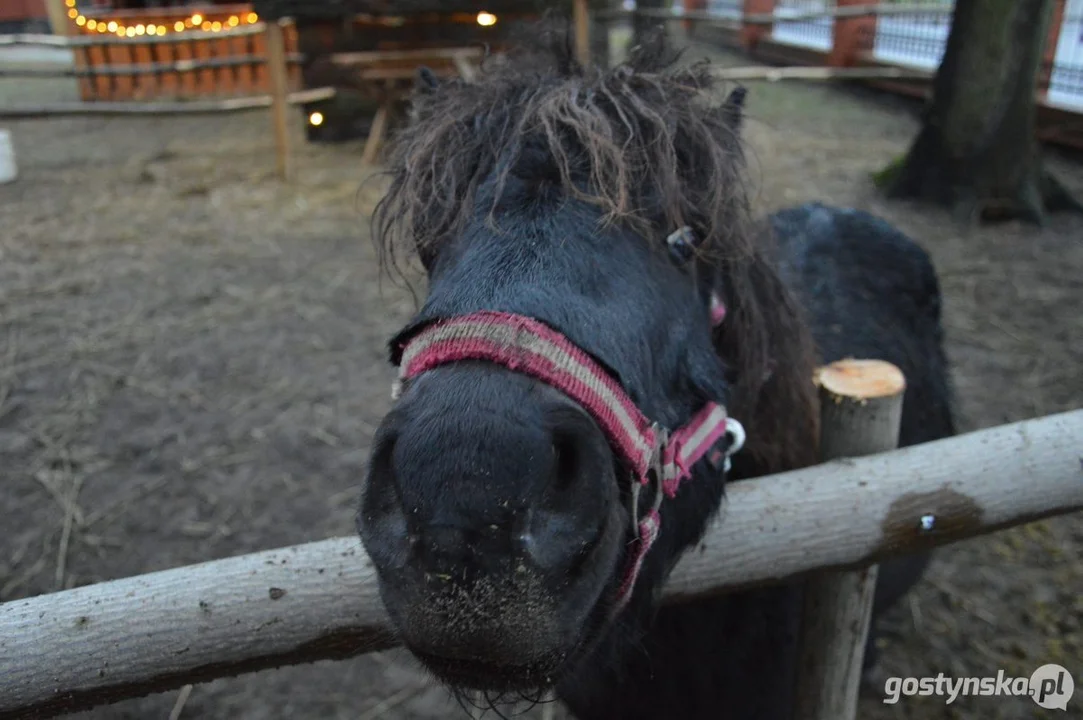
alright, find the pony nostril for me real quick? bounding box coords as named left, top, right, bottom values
left=361, top=433, right=403, bottom=518
left=357, top=431, right=416, bottom=573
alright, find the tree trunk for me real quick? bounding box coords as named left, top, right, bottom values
left=877, top=0, right=1081, bottom=225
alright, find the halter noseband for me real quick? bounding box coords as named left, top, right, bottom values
left=389, top=287, right=745, bottom=616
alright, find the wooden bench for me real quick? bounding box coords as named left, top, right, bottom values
left=329, top=46, right=483, bottom=164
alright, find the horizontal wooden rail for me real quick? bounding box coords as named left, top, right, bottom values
left=597, top=3, right=954, bottom=24
left=0, top=87, right=335, bottom=118
left=0, top=24, right=269, bottom=49
left=0, top=53, right=305, bottom=78
left=329, top=47, right=485, bottom=65
left=1, top=409, right=1080, bottom=719
left=0, top=62, right=929, bottom=84
left=0, top=33, right=71, bottom=47
left=710, top=65, right=932, bottom=82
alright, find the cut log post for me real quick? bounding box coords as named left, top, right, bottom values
left=2, top=409, right=1081, bottom=720
left=264, top=19, right=293, bottom=182
left=814, top=359, right=906, bottom=460
left=792, top=359, right=906, bottom=720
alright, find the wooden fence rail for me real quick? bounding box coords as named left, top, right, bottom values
left=596, top=3, right=955, bottom=24
left=0, top=87, right=334, bottom=118
left=0, top=24, right=269, bottom=48
left=1, top=408, right=1080, bottom=720
left=0, top=53, right=303, bottom=78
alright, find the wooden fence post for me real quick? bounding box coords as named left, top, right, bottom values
left=43, top=0, right=92, bottom=99
left=683, top=0, right=706, bottom=35
left=264, top=18, right=292, bottom=182
left=43, top=0, right=71, bottom=37
left=793, top=359, right=906, bottom=720
left=830, top=0, right=878, bottom=67
left=742, top=0, right=775, bottom=51
left=573, top=0, right=591, bottom=68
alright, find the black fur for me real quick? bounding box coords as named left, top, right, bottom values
left=357, top=29, right=955, bottom=719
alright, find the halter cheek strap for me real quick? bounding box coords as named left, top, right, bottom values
left=391, top=310, right=745, bottom=615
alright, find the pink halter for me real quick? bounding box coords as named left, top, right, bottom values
left=391, top=307, right=745, bottom=614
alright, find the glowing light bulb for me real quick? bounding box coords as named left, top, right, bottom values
left=107, top=20, right=118, bottom=31
left=174, top=21, right=185, bottom=31
left=201, top=21, right=211, bottom=30
left=246, top=12, right=258, bottom=23
left=87, top=19, right=96, bottom=29
left=125, top=26, right=136, bottom=37
left=75, top=16, right=86, bottom=26
left=228, top=16, right=240, bottom=26
left=67, top=8, right=78, bottom=19
left=191, top=14, right=203, bottom=25
left=308, top=111, right=324, bottom=126
left=211, top=21, right=222, bottom=31
left=476, top=11, right=497, bottom=26
left=64, top=0, right=76, bottom=7
left=135, top=24, right=145, bottom=35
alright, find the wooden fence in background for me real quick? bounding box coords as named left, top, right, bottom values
left=39, top=1, right=302, bottom=101
left=613, top=0, right=1083, bottom=148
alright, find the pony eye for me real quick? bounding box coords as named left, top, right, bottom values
left=665, top=226, right=699, bottom=266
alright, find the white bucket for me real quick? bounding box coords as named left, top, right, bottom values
left=0, top=130, right=18, bottom=185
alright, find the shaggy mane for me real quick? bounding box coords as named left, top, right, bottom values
left=374, top=26, right=751, bottom=265
left=373, top=25, right=820, bottom=475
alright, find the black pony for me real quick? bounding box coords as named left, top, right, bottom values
left=357, top=29, right=954, bottom=720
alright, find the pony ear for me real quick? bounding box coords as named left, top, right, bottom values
left=719, top=86, right=747, bottom=135
left=415, top=66, right=441, bottom=95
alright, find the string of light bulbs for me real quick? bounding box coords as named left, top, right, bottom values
left=62, top=1, right=498, bottom=37
left=63, top=0, right=261, bottom=38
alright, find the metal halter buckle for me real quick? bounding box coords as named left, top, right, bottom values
left=629, top=422, right=667, bottom=530
left=723, top=418, right=746, bottom=473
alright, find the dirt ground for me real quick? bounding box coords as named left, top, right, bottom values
left=1, top=32, right=1080, bottom=720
